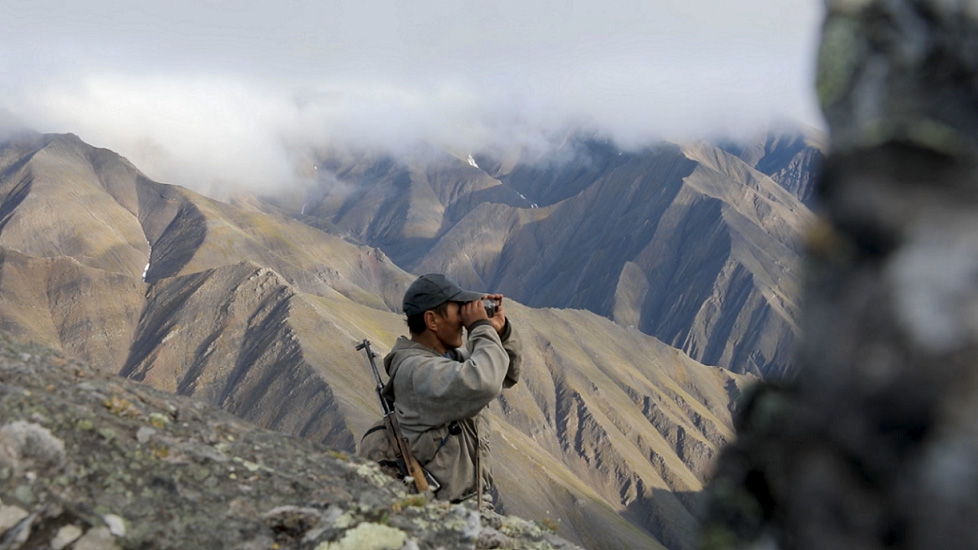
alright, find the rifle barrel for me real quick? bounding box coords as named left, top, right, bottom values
left=356, top=338, right=431, bottom=493
left=358, top=340, right=394, bottom=416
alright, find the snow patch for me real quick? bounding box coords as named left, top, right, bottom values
left=467, top=154, right=479, bottom=168
left=142, top=240, right=152, bottom=282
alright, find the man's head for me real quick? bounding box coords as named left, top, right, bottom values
left=403, top=274, right=483, bottom=350
left=403, top=273, right=483, bottom=319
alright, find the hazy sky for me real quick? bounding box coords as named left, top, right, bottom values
left=1, top=0, right=826, bottom=194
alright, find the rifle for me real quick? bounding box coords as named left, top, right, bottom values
left=356, top=339, right=432, bottom=493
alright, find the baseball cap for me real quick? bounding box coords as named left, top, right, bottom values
left=402, top=273, right=484, bottom=316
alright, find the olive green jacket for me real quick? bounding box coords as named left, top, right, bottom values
left=381, top=319, right=521, bottom=503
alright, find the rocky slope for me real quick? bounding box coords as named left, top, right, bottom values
left=0, top=333, right=579, bottom=550
left=0, top=130, right=754, bottom=549
left=298, top=131, right=822, bottom=378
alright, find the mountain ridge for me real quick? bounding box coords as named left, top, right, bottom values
left=298, top=130, right=821, bottom=377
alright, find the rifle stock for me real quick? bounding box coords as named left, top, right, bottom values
left=357, top=339, right=431, bottom=493
left=385, top=410, right=430, bottom=492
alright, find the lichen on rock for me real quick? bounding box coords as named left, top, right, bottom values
left=314, top=522, right=407, bottom=550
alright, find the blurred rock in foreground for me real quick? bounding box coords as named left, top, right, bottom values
left=0, top=334, right=579, bottom=550
left=702, top=0, right=978, bottom=548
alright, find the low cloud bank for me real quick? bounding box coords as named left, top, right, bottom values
left=5, top=68, right=823, bottom=197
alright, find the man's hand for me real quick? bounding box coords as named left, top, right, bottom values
left=461, top=294, right=506, bottom=334
left=484, top=294, right=506, bottom=334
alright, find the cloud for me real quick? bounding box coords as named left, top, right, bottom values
left=1, top=0, right=827, bottom=196
left=12, top=75, right=294, bottom=195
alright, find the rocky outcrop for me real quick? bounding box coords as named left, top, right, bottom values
left=702, top=1, right=978, bottom=548
left=0, top=334, right=581, bottom=549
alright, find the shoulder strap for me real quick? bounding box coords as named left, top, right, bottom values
left=363, top=423, right=388, bottom=438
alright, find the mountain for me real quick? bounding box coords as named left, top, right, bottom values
left=0, top=130, right=753, bottom=550
left=296, top=129, right=823, bottom=378
left=718, top=124, right=827, bottom=207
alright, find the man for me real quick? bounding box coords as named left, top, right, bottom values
left=378, top=273, right=521, bottom=508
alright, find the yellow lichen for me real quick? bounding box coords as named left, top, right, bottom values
left=150, top=442, right=169, bottom=460
left=392, top=494, right=428, bottom=513
left=327, top=450, right=350, bottom=461
left=355, top=463, right=392, bottom=488
left=333, top=512, right=355, bottom=529
left=148, top=413, right=170, bottom=429
left=235, top=458, right=262, bottom=472
left=539, top=515, right=560, bottom=534
left=104, top=396, right=140, bottom=418
left=314, top=522, right=406, bottom=550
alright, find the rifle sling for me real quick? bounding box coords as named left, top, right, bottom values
left=364, top=424, right=387, bottom=437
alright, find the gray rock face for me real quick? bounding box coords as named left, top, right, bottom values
left=0, top=335, right=581, bottom=550
left=703, top=1, right=978, bottom=548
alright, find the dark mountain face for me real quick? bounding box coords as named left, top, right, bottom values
left=718, top=126, right=827, bottom=206
left=0, top=130, right=752, bottom=550
left=301, top=144, right=531, bottom=268
left=300, top=129, right=823, bottom=378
